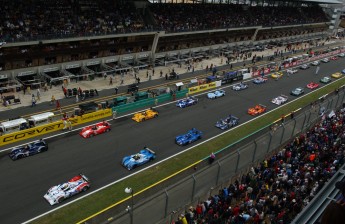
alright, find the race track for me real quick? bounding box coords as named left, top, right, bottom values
left=0, top=58, right=344, bottom=224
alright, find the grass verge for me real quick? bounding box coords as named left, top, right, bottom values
left=33, top=78, right=345, bottom=224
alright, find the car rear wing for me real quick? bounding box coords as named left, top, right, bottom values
left=144, top=147, right=156, bottom=155
left=80, top=174, right=90, bottom=183
left=280, top=94, right=288, bottom=99
left=259, top=104, right=267, bottom=108
left=231, top=116, right=239, bottom=121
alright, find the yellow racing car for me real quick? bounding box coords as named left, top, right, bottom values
left=132, top=109, right=158, bottom=122
left=331, top=72, right=342, bottom=79
left=271, top=72, right=283, bottom=79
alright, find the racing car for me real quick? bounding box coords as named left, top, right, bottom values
left=232, top=82, right=248, bottom=91
left=132, top=109, right=158, bottom=122
left=321, top=58, right=329, bottom=63
left=175, top=128, right=202, bottom=146
left=215, top=115, right=239, bottom=130
left=44, top=174, right=90, bottom=205
left=332, top=72, right=342, bottom=79
left=207, top=89, right=225, bottom=99
left=299, top=64, right=310, bottom=70
left=79, top=121, right=111, bottom=138
left=122, top=147, right=156, bottom=170
left=342, top=69, right=345, bottom=74
left=8, top=139, right=48, bottom=160
left=286, top=69, right=298, bottom=75
left=291, top=87, right=304, bottom=96
left=306, top=82, right=319, bottom=90
left=253, top=77, right=268, bottom=84
left=271, top=95, right=288, bottom=105
left=248, top=104, right=267, bottom=116
left=176, top=96, right=198, bottom=108
left=339, top=53, right=345, bottom=57
left=330, top=56, right=338, bottom=60
left=320, top=76, right=331, bottom=84
left=310, top=61, right=320, bottom=66
left=271, top=72, right=283, bottom=79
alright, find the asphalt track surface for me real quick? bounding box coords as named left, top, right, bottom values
left=0, top=58, right=344, bottom=224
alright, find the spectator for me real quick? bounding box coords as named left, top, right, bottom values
left=31, top=94, right=36, bottom=107
left=36, top=88, right=41, bottom=101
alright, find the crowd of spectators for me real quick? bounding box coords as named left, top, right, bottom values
left=150, top=4, right=328, bottom=32
left=0, top=1, right=329, bottom=42
left=0, top=0, right=146, bottom=42
left=174, top=107, right=345, bottom=223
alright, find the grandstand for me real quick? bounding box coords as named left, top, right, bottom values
left=0, top=1, right=344, bottom=223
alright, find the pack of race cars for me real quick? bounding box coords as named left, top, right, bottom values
left=7, top=59, right=344, bottom=206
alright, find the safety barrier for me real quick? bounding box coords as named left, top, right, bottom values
left=0, top=108, right=112, bottom=146
left=112, top=89, right=188, bottom=114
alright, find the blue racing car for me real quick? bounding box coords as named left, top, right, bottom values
left=122, top=147, right=156, bottom=170
left=207, top=89, right=225, bottom=99
left=215, top=115, right=239, bottom=130
left=232, top=82, right=248, bottom=91
left=176, top=96, right=198, bottom=108
left=253, top=77, right=268, bottom=84
left=175, top=128, right=202, bottom=146
left=9, top=139, right=48, bottom=160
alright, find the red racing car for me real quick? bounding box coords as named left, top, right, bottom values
left=330, top=56, right=338, bottom=60
left=79, top=121, right=111, bottom=138
left=306, top=82, right=319, bottom=90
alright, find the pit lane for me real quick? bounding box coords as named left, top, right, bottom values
left=0, top=58, right=344, bottom=224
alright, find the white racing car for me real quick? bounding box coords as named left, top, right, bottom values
left=271, top=95, right=288, bottom=105
left=286, top=68, right=298, bottom=75
left=44, top=174, right=90, bottom=205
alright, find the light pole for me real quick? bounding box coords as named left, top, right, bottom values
left=125, top=187, right=134, bottom=224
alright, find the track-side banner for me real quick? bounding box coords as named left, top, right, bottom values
left=0, top=108, right=112, bottom=146
left=188, top=82, right=217, bottom=94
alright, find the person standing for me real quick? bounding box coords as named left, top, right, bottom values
left=160, top=70, right=163, bottom=77
left=109, top=76, right=113, bottom=85
left=36, top=88, right=41, bottom=101
left=115, top=87, right=118, bottom=94
left=75, top=94, right=79, bottom=103
left=112, top=110, right=117, bottom=120
left=50, top=95, right=56, bottom=105
left=209, top=153, right=216, bottom=164
left=31, top=94, right=36, bottom=107
left=63, top=87, right=67, bottom=98
left=56, top=99, right=61, bottom=110
left=315, top=66, right=320, bottom=75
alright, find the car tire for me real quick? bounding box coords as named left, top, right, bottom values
left=106, top=129, right=110, bottom=132
left=37, top=148, right=41, bottom=153
left=82, top=186, right=89, bottom=192
left=89, top=134, right=94, bottom=138
left=58, top=197, right=64, bottom=203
